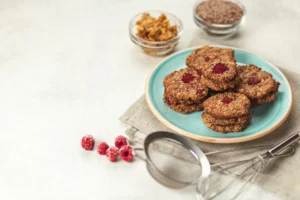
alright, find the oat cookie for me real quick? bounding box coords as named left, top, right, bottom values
left=235, top=65, right=280, bottom=99
left=270, top=81, right=280, bottom=93
left=202, top=118, right=249, bottom=133
left=251, top=92, right=277, bottom=107
left=203, top=92, right=250, bottom=118
left=163, top=68, right=208, bottom=102
left=186, top=46, right=235, bottom=70
left=164, top=93, right=204, bottom=106
left=202, top=112, right=251, bottom=126
left=165, top=101, right=204, bottom=114
left=200, top=75, right=238, bottom=91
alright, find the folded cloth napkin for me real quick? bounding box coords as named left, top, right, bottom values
left=120, top=68, right=300, bottom=200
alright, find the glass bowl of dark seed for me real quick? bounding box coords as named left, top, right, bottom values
left=193, top=0, right=246, bottom=36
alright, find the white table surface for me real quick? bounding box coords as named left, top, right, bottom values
left=0, top=0, right=299, bottom=199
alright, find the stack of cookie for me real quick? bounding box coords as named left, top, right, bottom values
left=235, top=65, right=280, bottom=107
left=186, top=46, right=239, bottom=91
left=162, top=46, right=281, bottom=133
left=163, top=68, right=208, bottom=113
left=202, top=92, right=252, bottom=133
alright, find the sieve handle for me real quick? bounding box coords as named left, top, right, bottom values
left=133, top=147, right=146, bottom=161
left=268, top=132, right=300, bottom=157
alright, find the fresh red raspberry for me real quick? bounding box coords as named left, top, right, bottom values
left=197, top=89, right=203, bottom=94
left=106, top=147, right=119, bottom=162
left=204, top=56, right=210, bottom=61
left=248, top=76, right=261, bottom=85
left=97, top=142, right=109, bottom=155
left=181, top=73, right=195, bottom=83
left=197, top=69, right=203, bottom=76
left=213, top=63, right=228, bottom=74
left=81, top=135, right=95, bottom=150
left=120, top=145, right=134, bottom=162
left=115, top=135, right=128, bottom=148
left=222, top=97, right=233, bottom=104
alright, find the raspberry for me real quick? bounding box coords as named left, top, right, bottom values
left=120, top=145, right=134, bottom=162
left=248, top=76, right=261, bottom=85
left=197, top=69, right=203, bottom=76
left=197, top=89, right=203, bottom=94
left=205, top=56, right=210, bottom=61
left=222, top=97, right=233, bottom=104
left=165, top=98, right=173, bottom=105
left=106, top=147, right=119, bottom=162
left=115, top=135, right=128, bottom=148
left=97, top=142, right=109, bottom=155
left=213, top=63, right=228, bottom=74
left=181, top=73, right=195, bottom=83
left=81, top=135, right=95, bottom=150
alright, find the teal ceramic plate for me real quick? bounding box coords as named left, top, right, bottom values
left=145, top=45, right=293, bottom=143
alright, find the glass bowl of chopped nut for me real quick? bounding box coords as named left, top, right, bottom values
left=129, top=11, right=184, bottom=56
left=193, top=0, right=246, bottom=35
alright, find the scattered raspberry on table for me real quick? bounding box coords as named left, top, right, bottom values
left=115, top=135, right=128, bottom=148
left=81, top=135, right=95, bottom=150
left=97, top=142, right=109, bottom=155
left=120, top=145, right=134, bottom=162
left=106, top=147, right=119, bottom=162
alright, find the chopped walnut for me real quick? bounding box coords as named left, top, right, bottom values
left=136, top=13, right=178, bottom=42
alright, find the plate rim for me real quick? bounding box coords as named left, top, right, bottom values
left=145, top=45, right=293, bottom=144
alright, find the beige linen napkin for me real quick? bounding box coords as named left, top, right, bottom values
left=120, top=68, right=300, bottom=200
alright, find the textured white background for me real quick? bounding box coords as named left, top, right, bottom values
left=0, top=0, right=299, bottom=199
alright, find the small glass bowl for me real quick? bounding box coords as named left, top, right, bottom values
left=193, top=0, right=246, bottom=36
left=129, top=11, right=184, bottom=56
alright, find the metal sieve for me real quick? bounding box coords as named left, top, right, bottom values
left=133, top=131, right=211, bottom=189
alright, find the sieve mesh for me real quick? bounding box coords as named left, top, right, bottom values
left=146, top=138, right=202, bottom=188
